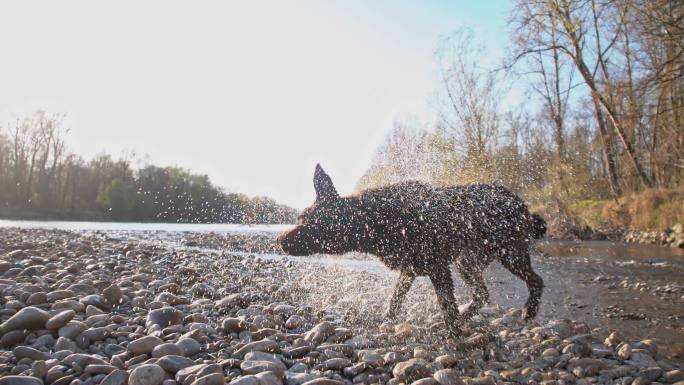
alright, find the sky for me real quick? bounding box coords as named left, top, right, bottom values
left=0, top=0, right=512, bottom=209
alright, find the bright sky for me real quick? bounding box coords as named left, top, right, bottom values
left=0, top=0, right=512, bottom=209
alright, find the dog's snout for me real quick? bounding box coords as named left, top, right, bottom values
left=277, top=229, right=295, bottom=253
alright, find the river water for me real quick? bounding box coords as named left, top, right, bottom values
left=2, top=219, right=683, bottom=361
left=0, top=219, right=293, bottom=233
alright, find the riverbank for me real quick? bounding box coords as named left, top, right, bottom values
left=542, top=187, right=684, bottom=249
left=0, top=228, right=682, bottom=385
left=623, top=224, right=684, bottom=249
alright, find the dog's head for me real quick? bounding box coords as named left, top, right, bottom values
left=277, top=164, right=358, bottom=256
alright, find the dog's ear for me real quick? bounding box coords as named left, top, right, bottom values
left=314, top=164, right=339, bottom=201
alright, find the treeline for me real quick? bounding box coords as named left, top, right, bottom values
left=358, top=0, right=683, bottom=232
left=0, top=111, right=297, bottom=223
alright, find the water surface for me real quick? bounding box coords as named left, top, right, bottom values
left=0, top=219, right=293, bottom=233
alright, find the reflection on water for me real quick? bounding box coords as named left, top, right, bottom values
left=0, top=219, right=294, bottom=233
left=539, top=239, right=684, bottom=261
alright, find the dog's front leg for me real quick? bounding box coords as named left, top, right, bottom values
left=429, top=266, right=462, bottom=338
left=386, top=270, right=415, bottom=321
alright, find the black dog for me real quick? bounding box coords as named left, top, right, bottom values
left=278, top=165, right=545, bottom=337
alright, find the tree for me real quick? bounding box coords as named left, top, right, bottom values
left=437, top=29, right=502, bottom=159
left=0, top=111, right=297, bottom=223
left=96, top=178, right=135, bottom=220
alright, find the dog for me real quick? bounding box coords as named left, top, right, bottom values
left=277, top=164, right=545, bottom=338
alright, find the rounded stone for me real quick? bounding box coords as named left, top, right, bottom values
left=392, top=358, right=432, bottom=383
left=26, top=292, right=48, bottom=306
left=240, top=360, right=285, bottom=377
left=434, top=369, right=465, bottom=385
left=151, top=343, right=184, bottom=358
left=156, top=355, right=196, bottom=373
left=129, top=364, right=166, bottom=385
left=46, top=310, right=76, bottom=330
left=176, top=338, right=201, bottom=357
left=0, top=376, right=44, bottom=385
left=58, top=320, right=88, bottom=339
left=0, top=306, right=50, bottom=332
left=128, top=335, right=164, bottom=355
left=190, top=372, right=224, bottom=385
left=146, top=307, right=183, bottom=328
left=100, top=369, right=130, bottom=385
left=102, top=284, right=123, bottom=307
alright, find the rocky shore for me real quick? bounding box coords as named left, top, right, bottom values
left=623, top=224, right=684, bottom=249
left=0, top=228, right=682, bottom=385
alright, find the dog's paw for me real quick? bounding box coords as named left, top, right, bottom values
left=521, top=307, right=537, bottom=321
left=458, top=301, right=481, bottom=320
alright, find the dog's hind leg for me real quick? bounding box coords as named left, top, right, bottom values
left=429, top=265, right=462, bottom=338
left=386, top=270, right=415, bottom=321
left=499, top=248, right=544, bottom=320
left=456, top=263, right=489, bottom=319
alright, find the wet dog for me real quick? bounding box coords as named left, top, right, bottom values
left=277, top=164, right=545, bottom=337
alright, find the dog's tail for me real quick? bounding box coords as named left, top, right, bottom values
left=528, top=213, right=546, bottom=239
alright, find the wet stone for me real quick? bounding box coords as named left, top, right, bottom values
left=14, top=346, right=51, bottom=361
left=152, top=342, right=184, bottom=358
left=58, top=320, right=88, bottom=340
left=146, top=307, right=183, bottom=329
left=128, top=335, right=165, bottom=355
left=433, top=369, right=464, bottom=385
left=0, top=376, right=44, bottom=385
left=129, top=364, right=166, bottom=385
left=177, top=337, right=202, bottom=357
left=393, top=358, right=432, bottom=383
left=233, top=340, right=279, bottom=359
left=100, top=369, right=130, bottom=385
left=241, top=359, right=286, bottom=377
left=157, top=355, right=197, bottom=373
left=46, top=310, right=76, bottom=330
left=0, top=306, right=50, bottom=332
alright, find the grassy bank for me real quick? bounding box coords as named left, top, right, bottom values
left=574, top=188, right=684, bottom=231
left=534, top=188, right=684, bottom=239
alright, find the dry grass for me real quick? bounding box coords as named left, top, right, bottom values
left=531, top=188, right=684, bottom=238
left=601, top=188, right=684, bottom=230
left=571, top=188, right=684, bottom=231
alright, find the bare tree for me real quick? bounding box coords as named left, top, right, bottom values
left=509, top=0, right=658, bottom=191
left=437, top=29, right=502, bottom=158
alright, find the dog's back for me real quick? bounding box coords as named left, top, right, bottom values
left=356, top=182, right=542, bottom=259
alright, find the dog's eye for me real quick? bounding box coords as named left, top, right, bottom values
left=297, top=215, right=305, bottom=225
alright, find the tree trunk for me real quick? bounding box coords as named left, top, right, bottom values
left=592, top=95, right=622, bottom=198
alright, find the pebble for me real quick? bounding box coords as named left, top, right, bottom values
left=147, top=307, right=183, bottom=328
left=0, top=306, right=50, bottom=332
left=14, top=346, right=51, bottom=361
left=176, top=337, right=201, bottom=356
left=241, top=360, right=286, bottom=377
left=157, top=355, right=196, bottom=373
left=46, top=309, right=76, bottom=330
left=101, top=369, right=129, bottom=385
left=300, top=379, right=345, bottom=385
left=129, top=364, right=166, bottom=385
left=58, top=320, right=88, bottom=339
left=128, top=335, right=165, bottom=355
left=433, top=369, right=464, bottom=385
left=0, top=376, right=44, bottom=385
left=152, top=342, right=184, bottom=358
left=233, top=340, right=279, bottom=359
left=393, top=358, right=432, bottom=383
